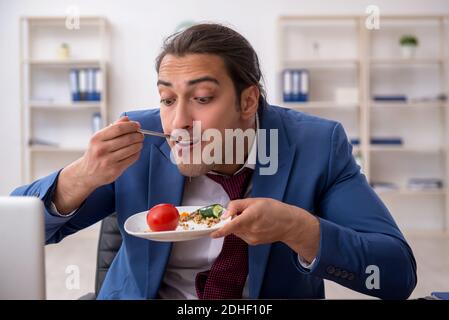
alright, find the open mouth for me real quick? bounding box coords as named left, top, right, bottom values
left=175, top=137, right=200, bottom=149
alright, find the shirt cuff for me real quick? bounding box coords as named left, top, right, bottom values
left=44, top=171, right=78, bottom=218
left=49, top=201, right=78, bottom=217
left=297, top=254, right=317, bottom=270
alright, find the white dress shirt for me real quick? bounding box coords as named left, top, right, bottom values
left=157, top=165, right=253, bottom=299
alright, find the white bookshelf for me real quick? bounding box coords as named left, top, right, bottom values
left=20, top=16, right=109, bottom=183
left=278, top=15, right=449, bottom=233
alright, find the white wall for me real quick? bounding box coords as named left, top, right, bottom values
left=1, top=0, right=449, bottom=194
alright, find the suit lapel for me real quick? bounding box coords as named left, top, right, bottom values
left=249, top=106, right=296, bottom=298
left=145, top=142, right=185, bottom=298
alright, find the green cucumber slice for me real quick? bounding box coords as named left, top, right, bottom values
left=198, top=204, right=224, bottom=218
left=212, top=204, right=223, bottom=218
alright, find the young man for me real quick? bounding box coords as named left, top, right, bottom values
left=12, top=24, right=417, bottom=299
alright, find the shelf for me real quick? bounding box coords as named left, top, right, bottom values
left=371, top=102, right=446, bottom=109
left=23, top=59, right=103, bottom=67
left=29, top=146, right=86, bottom=153
left=375, top=188, right=446, bottom=196
left=351, top=146, right=443, bottom=154
left=282, top=101, right=359, bottom=109
left=282, top=59, right=359, bottom=68
left=369, top=146, right=444, bottom=153
left=370, top=58, right=443, bottom=65
left=23, top=16, right=107, bottom=26
left=29, top=102, right=102, bottom=110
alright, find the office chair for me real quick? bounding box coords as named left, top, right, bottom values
left=79, top=213, right=122, bottom=300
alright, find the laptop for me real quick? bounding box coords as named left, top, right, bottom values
left=0, top=196, right=46, bottom=299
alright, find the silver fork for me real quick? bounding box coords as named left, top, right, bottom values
left=139, top=129, right=174, bottom=140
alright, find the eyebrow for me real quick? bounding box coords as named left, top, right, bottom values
left=157, top=76, right=220, bottom=87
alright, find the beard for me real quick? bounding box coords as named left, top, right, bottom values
left=170, top=141, right=217, bottom=178
left=168, top=129, right=243, bottom=178
left=176, top=162, right=216, bottom=178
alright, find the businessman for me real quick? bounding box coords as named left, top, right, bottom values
left=12, top=23, right=417, bottom=299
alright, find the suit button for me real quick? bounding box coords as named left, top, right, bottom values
left=348, top=273, right=355, bottom=281
left=341, top=270, right=348, bottom=279
left=334, top=268, right=342, bottom=277
left=326, top=265, right=335, bottom=275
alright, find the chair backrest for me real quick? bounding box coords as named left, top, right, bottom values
left=94, top=213, right=122, bottom=295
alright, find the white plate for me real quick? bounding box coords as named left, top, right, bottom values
left=124, top=206, right=231, bottom=242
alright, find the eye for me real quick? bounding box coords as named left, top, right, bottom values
left=194, top=96, right=214, bottom=104
left=160, top=98, right=176, bottom=106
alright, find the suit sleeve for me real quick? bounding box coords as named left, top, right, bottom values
left=10, top=169, right=115, bottom=244
left=292, top=122, right=417, bottom=299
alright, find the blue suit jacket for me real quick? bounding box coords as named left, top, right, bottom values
left=11, top=104, right=417, bottom=299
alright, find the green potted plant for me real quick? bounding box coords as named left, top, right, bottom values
left=399, top=35, right=418, bottom=59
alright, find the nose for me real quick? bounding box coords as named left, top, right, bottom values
left=172, top=100, right=192, bottom=132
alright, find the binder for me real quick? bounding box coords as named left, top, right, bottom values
left=69, top=69, right=80, bottom=102
left=282, top=70, right=293, bottom=102
left=86, top=68, right=95, bottom=101
left=78, top=69, right=87, bottom=101
left=297, top=69, right=309, bottom=102
left=94, top=68, right=102, bottom=102
left=92, top=112, right=102, bottom=133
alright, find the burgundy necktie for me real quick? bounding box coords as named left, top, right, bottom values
left=195, top=167, right=253, bottom=299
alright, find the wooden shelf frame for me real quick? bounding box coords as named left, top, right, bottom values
left=277, top=15, right=449, bottom=232
left=19, top=16, right=110, bottom=183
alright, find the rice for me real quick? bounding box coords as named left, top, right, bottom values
left=179, top=211, right=220, bottom=228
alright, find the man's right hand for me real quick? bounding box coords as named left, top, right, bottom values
left=53, top=116, right=144, bottom=215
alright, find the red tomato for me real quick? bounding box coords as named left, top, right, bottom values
left=146, top=204, right=179, bottom=231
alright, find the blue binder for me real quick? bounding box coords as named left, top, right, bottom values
left=86, top=68, right=95, bottom=101
left=297, top=69, right=309, bottom=102
left=282, top=70, right=293, bottom=102
left=78, top=69, right=87, bottom=101
left=94, top=68, right=102, bottom=102
left=69, top=69, right=80, bottom=102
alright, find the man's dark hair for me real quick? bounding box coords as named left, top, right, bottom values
left=155, top=23, right=266, bottom=106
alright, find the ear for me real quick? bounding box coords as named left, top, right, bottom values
left=239, top=85, right=260, bottom=120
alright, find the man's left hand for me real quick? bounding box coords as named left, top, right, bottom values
left=210, top=198, right=320, bottom=263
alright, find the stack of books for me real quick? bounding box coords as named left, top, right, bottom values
left=370, top=137, right=403, bottom=145
left=407, top=178, right=443, bottom=191
left=372, top=94, right=407, bottom=102
left=371, top=182, right=399, bottom=193
left=69, top=68, right=102, bottom=102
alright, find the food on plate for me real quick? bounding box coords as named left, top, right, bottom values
left=146, top=203, right=179, bottom=231
left=179, top=204, right=225, bottom=230
left=146, top=204, right=225, bottom=232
